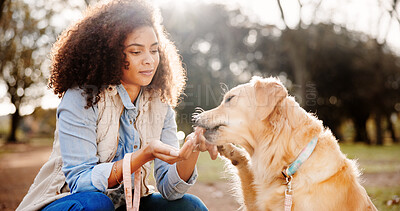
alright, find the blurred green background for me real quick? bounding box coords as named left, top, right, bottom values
left=1, top=0, right=400, bottom=210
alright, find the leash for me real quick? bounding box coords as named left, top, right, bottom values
left=281, top=136, right=318, bottom=211
left=123, top=153, right=141, bottom=211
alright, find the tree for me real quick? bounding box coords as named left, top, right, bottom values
left=0, top=0, right=6, bottom=20
left=1, top=0, right=50, bottom=142
left=0, top=0, right=84, bottom=142
left=295, top=24, right=400, bottom=143
left=274, top=0, right=400, bottom=144
left=161, top=3, right=286, bottom=134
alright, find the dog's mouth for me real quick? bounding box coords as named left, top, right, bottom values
left=193, top=112, right=227, bottom=142
left=196, top=123, right=225, bottom=132
left=195, top=123, right=226, bottom=141
left=204, top=124, right=225, bottom=132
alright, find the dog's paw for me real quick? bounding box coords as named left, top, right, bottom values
left=217, top=143, right=249, bottom=166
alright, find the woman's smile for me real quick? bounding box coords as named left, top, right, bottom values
left=139, top=69, right=154, bottom=76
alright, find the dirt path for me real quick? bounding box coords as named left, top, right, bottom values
left=0, top=144, right=398, bottom=211
left=0, top=145, right=240, bottom=211
left=0, top=145, right=53, bottom=210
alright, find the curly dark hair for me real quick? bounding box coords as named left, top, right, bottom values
left=49, top=0, right=186, bottom=108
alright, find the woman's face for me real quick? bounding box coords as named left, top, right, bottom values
left=121, top=26, right=160, bottom=88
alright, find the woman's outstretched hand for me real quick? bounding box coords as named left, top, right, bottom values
left=182, top=127, right=218, bottom=160
left=143, top=126, right=218, bottom=165
left=144, top=140, right=181, bottom=164
left=178, top=132, right=198, bottom=160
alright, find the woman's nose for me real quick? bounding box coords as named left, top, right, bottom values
left=143, top=52, right=155, bottom=65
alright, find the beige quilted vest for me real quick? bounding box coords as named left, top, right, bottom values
left=16, top=86, right=168, bottom=211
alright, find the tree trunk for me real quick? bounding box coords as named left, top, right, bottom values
left=387, top=113, right=399, bottom=143
left=0, top=0, right=7, bottom=20
left=281, top=30, right=309, bottom=106
left=375, top=112, right=383, bottom=145
left=7, top=108, right=20, bottom=143
left=353, top=115, right=369, bottom=144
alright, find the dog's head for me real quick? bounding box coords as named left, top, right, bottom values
left=194, top=76, right=288, bottom=151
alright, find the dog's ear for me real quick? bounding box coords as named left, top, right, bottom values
left=253, top=78, right=288, bottom=121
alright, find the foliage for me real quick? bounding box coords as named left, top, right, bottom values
left=0, top=0, right=83, bottom=142
left=0, top=0, right=59, bottom=111
left=276, top=0, right=400, bottom=144
left=282, top=24, right=400, bottom=143
left=1, top=1, right=399, bottom=145
left=0, top=0, right=53, bottom=142
left=161, top=2, right=400, bottom=144
left=161, top=3, right=287, bottom=135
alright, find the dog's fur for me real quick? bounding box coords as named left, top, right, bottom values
left=194, top=77, right=377, bottom=211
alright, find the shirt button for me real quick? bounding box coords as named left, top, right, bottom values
left=134, top=145, right=138, bottom=149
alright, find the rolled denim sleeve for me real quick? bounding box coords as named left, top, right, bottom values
left=57, top=88, right=113, bottom=193
left=154, top=106, right=198, bottom=200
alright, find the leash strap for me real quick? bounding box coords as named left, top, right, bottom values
left=284, top=191, right=293, bottom=211
left=284, top=176, right=293, bottom=211
left=123, top=153, right=141, bottom=211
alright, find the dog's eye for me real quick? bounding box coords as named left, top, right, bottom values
left=225, top=95, right=235, bottom=103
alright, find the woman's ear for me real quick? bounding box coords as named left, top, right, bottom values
left=253, top=78, right=288, bottom=121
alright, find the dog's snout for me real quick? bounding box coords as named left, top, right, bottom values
left=192, top=107, right=206, bottom=126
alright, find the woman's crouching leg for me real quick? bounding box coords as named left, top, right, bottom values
left=136, top=193, right=208, bottom=211
left=41, top=192, right=114, bottom=211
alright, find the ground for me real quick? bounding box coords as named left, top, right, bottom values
left=0, top=144, right=240, bottom=211
left=0, top=144, right=399, bottom=210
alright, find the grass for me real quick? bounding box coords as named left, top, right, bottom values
left=340, top=143, right=400, bottom=210
left=340, top=143, right=400, bottom=173
left=196, top=152, right=227, bottom=182
left=367, top=186, right=400, bottom=211
left=196, top=143, right=400, bottom=210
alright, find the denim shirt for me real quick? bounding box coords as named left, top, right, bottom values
left=57, top=85, right=197, bottom=199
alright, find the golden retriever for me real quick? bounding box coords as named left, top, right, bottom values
left=194, top=77, right=377, bottom=211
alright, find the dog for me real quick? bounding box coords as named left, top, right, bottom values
left=194, top=76, right=377, bottom=211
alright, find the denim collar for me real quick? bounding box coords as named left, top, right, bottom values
left=116, top=84, right=141, bottom=110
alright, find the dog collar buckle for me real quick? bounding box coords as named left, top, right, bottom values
left=281, top=168, right=289, bottom=179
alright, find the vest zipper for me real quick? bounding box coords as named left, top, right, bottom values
left=106, top=109, right=124, bottom=162
left=134, top=110, right=142, bottom=149
left=133, top=109, right=151, bottom=194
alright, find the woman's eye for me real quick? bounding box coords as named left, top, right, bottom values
left=225, top=95, right=234, bottom=103
left=151, top=49, right=159, bottom=54
left=130, top=51, right=141, bottom=55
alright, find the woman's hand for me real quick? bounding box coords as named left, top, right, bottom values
left=176, top=131, right=201, bottom=182
left=186, top=127, right=218, bottom=160
left=143, top=140, right=181, bottom=164
left=141, top=127, right=218, bottom=164
left=178, top=132, right=198, bottom=160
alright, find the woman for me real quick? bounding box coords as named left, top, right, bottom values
left=17, top=0, right=217, bottom=210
